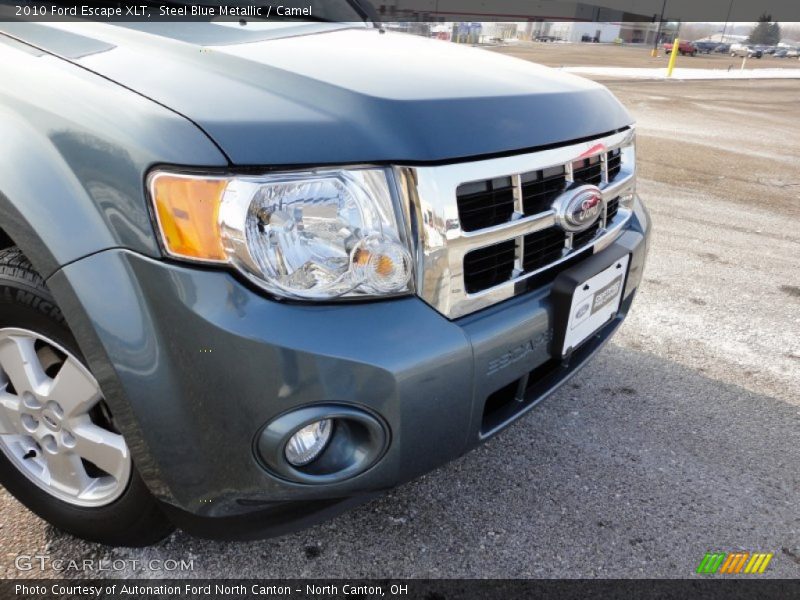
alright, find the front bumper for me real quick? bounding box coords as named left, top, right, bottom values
left=47, top=195, right=650, bottom=539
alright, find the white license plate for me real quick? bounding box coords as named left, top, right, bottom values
left=561, top=255, right=629, bottom=356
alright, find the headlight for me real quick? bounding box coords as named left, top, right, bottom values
left=149, top=168, right=413, bottom=299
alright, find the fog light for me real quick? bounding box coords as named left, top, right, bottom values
left=284, top=419, right=333, bottom=466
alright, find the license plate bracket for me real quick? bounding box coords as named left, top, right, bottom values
left=551, top=243, right=631, bottom=358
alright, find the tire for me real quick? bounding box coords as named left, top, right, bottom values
left=0, top=247, right=173, bottom=546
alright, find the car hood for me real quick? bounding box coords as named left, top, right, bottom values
left=5, top=22, right=633, bottom=166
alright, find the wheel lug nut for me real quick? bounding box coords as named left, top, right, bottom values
left=41, top=435, right=57, bottom=454
left=22, top=392, right=41, bottom=410
left=46, top=401, right=64, bottom=420
left=21, top=414, right=39, bottom=433
left=61, top=431, right=76, bottom=448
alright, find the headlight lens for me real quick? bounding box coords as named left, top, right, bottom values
left=150, top=168, right=413, bottom=299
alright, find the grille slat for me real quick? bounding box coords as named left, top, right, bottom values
left=463, top=241, right=516, bottom=294
left=606, top=196, right=620, bottom=223
left=465, top=251, right=516, bottom=275
left=458, top=202, right=514, bottom=228
left=456, top=178, right=515, bottom=232
left=522, top=228, right=566, bottom=273
left=607, top=149, right=622, bottom=181
left=521, top=169, right=566, bottom=216
left=572, top=158, right=603, bottom=186
left=572, top=223, right=601, bottom=249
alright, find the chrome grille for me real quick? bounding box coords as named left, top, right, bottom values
left=397, top=128, right=637, bottom=319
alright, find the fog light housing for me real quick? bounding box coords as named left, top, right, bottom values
left=256, top=405, right=389, bottom=484
left=284, top=419, right=333, bottom=466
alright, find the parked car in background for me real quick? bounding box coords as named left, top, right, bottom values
left=730, top=44, right=763, bottom=58
left=774, top=49, right=788, bottom=58
left=785, top=47, right=800, bottom=58
left=692, top=41, right=718, bottom=54
left=713, top=43, right=731, bottom=53
left=729, top=43, right=746, bottom=55
left=663, top=40, right=697, bottom=56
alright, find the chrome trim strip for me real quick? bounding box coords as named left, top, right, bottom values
left=511, top=173, right=524, bottom=218
left=455, top=213, right=557, bottom=248
left=601, top=174, right=634, bottom=202
left=397, top=128, right=636, bottom=319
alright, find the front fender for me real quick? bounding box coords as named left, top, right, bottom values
left=0, top=32, right=228, bottom=278
left=0, top=113, right=119, bottom=278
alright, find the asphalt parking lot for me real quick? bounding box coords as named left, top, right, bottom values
left=2, top=50, right=799, bottom=580
left=493, top=41, right=800, bottom=70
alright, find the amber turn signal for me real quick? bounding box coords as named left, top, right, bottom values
left=150, top=174, right=229, bottom=262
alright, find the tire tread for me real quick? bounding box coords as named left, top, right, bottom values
left=0, top=247, right=46, bottom=288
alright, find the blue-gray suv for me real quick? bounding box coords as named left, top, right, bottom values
left=0, top=9, right=649, bottom=546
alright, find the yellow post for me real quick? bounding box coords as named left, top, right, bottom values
left=666, top=37, right=680, bottom=77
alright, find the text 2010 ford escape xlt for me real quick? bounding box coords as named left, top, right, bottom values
left=0, top=9, right=649, bottom=546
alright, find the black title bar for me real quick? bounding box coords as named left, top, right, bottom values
left=4, top=579, right=800, bottom=600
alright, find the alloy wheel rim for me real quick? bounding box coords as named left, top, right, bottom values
left=0, top=328, right=131, bottom=507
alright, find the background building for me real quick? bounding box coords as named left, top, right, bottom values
left=523, top=21, right=679, bottom=44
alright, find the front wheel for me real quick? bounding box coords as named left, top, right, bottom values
left=0, top=247, right=173, bottom=546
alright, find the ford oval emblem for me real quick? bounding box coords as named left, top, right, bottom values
left=575, top=302, right=590, bottom=320
left=553, top=185, right=604, bottom=233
